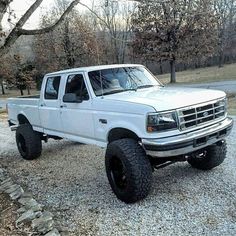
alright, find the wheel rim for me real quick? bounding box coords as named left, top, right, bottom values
left=110, top=156, right=127, bottom=190
left=194, top=150, right=207, bottom=160
left=17, top=134, right=27, bottom=155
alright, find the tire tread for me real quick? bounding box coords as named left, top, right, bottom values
left=105, top=138, right=152, bottom=203
left=16, top=124, right=42, bottom=160
left=188, top=141, right=227, bottom=170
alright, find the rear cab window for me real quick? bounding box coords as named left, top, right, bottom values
left=45, top=76, right=61, bottom=100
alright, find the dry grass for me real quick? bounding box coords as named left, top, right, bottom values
left=158, top=63, right=236, bottom=84
left=0, top=109, right=6, bottom=114
left=0, top=111, right=7, bottom=122
left=228, top=95, right=236, bottom=116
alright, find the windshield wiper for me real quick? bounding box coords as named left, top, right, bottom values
left=137, top=85, right=157, bottom=89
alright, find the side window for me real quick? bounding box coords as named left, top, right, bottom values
left=45, top=76, right=61, bottom=100
left=65, top=74, right=89, bottom=101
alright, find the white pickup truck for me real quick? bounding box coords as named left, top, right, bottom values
left=7, top=64, right=233, bottom=203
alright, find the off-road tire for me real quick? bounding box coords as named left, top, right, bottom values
left=105, top=138, right=152, bottom=203
left=16, top=124, right=42, bottom=160
left=187, top=141, right=227, bottom=170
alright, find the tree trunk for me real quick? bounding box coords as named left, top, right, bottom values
left=218, top=49, right=225, bottom=68
left=20, top=88, right=24, bottom=96
left=27, top=86, right=30, bottom=95
left=159, top=61, right=163, bottom=74
left=63, top=20, right=75, bottom=68
left=170, top=60, right=176, bottom=83
left=1, top=82, right=5, bottom=95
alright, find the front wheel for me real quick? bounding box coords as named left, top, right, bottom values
left=105, top=138, right=152, bottom=203
left=187, top=141, right=227, bottom=170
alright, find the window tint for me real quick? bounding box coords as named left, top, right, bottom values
left=65, top=74, right=89, bottom=101
left=45, top=76, right=61, bottom=100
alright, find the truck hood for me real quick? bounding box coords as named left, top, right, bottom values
left=103, top=86, right=226, bottom=112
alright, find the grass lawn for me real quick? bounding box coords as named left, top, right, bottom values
left=228, top=94, right=236, bottom=116
left=0, top=110, right=7, bottom=122
left=158, top=63, right=236, bottom=84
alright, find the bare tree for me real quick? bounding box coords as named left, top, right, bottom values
left=0, top=53, right=13, bottom=94
left=214, top=0, right=236, bottom=67
left=33, top=0, right=102, bottom=74
left=84, top=0, right=137, bottom=64
left=101, top=0, right=134, bottom=63
left=132, top=0, right=218, bottom=83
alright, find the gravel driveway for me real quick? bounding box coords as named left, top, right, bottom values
left=0, top=118, right=236, bottom=236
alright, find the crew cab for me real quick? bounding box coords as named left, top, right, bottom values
left=7, top=64, right=233, bottom=203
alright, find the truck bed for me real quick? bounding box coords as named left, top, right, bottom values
left=7, top=96, right=41, bottom=128
left=19, top=95, right=40, bottom=99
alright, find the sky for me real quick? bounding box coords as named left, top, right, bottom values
left=2, top=0, right=94, bottom=30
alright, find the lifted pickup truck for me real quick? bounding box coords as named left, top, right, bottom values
left=8, top=64, right=233, bottom=203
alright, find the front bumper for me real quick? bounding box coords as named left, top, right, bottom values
left=142, top=117, right=233, bottom=157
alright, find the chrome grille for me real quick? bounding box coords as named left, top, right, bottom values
left=178, top=99, right=226, bottom=130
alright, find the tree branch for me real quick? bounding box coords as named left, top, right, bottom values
left=0, top=0, right=80, bottom=56
left=77, top=1, right=137, bottom=43
left=20, top=0, right=80, bottom=35
left=15, top=0, right=44, bottom=29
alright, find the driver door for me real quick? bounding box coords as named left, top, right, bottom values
left=60, top=73, right=94, bottom=140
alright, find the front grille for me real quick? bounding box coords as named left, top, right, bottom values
left=178, top=99, right=226, bottom=130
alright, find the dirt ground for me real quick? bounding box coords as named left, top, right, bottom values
left=0, top=193, right=31, bottom=236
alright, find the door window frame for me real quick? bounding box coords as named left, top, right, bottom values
left=44, top=76, right=61, bottom=100
left=64, top=73, right=91, bottom=102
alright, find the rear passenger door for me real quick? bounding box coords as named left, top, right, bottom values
left=60, top=73, right=94, bottom=140
left=39, top=75, right=63, bottom=134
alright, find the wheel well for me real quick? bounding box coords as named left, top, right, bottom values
left=108, top=128, right=140, bottom=143
left=18, top=114, right=30, bottom=125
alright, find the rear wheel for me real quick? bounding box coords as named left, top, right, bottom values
left=16, top=124, right=42, bottom=160
left=105, top=138, right=152, bottom=203
left=187, top=141, right=227, bottom=170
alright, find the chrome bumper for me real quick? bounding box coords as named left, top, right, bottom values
left=142, top=117, right=233, bottom=157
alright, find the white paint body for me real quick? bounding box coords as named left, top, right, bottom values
left=7, top=64, right=228, bottom=149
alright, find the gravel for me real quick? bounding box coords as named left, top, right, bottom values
left=0, top=118, right=236, bottom=236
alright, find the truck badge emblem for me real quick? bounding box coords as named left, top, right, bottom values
left=203, top=111, right=209, bottom=117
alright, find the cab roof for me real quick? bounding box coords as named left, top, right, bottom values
left=46, top=64, right=144, bottom=77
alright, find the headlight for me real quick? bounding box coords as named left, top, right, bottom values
left=147, top=112, right=178, bottom=132
left=219, top=97, right=227, bottom=109
left=215, top=97, right=227, bottom=117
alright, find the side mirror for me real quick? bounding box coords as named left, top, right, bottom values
left=63, top=93, right=82, bottom=103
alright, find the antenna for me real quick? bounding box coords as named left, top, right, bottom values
left=99, top=70, right=104, bottom=98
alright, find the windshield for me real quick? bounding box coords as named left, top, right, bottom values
left=88, top=66, right=162, bottom=96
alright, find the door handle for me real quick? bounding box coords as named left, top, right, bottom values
left=40, top=103, right=46, bottom=107
left=60, top=104, right=67, bottom=108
